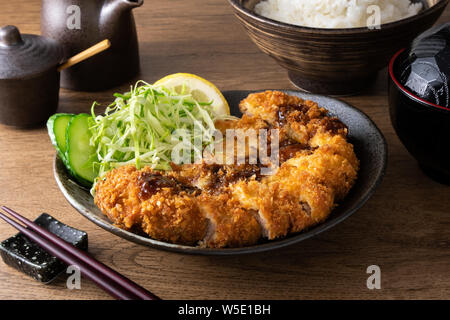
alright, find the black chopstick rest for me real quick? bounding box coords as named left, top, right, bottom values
left=0, top=213, right=88, bottom=283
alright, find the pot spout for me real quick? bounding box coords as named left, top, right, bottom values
left=101, top=0, right=143, bottom=24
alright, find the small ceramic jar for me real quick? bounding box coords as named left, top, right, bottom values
left=0, top=25, right=64, bottom=127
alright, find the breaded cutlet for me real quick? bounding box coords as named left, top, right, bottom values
left=95, top=91, right=359, bottom=248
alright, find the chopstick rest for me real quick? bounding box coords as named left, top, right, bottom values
left=0, top=206, right=159, bottom=300
left=0, top=213, right=88, bottom=283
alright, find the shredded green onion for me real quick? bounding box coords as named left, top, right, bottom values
left=89, top=80, right=233, bottom=194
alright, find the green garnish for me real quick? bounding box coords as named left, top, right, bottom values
left=89, top=81, right=229, bottom=193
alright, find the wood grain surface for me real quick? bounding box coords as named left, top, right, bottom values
left=0, top=0, right=449, bottom=300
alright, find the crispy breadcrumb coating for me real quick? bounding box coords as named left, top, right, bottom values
left=197, top=193, right=262, bottom=248
left=95, top=166, right=207, bottom=245
left=94, top=91, right=359, bottom=248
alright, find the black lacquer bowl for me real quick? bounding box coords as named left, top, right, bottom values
left=54, top=90, right=387, bottom=255
left=389, top=49, right=450, bottom=184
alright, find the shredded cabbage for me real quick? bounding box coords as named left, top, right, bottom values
left=89, top=80, right=232, bottom=193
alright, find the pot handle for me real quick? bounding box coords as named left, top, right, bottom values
left=58, top=39, right=111, bottom=72
left=0, top=25, right=24, bottom=47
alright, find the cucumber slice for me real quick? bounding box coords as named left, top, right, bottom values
left=65, top=114, right=98, bottom=187
left=47, top=113, right=74, bottom=161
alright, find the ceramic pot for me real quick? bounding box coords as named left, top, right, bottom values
left=41, top=0, right=143, bottom=92
left=0, top=26, right=64, bottom=127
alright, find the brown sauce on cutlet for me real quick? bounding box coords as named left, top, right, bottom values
left=277, top=107, right=288, bottom=126
left=231, top=164, right=262, bottom=181
left=279, top=138, right=298, bottom=148
left=277, top=136, right=317, bottom=163
left=309, top=117, right=347, bottom=138
left=278, top=144, right=308, bottom=163
left=138, top=172, right=198, bottom=199
left=322, top=117, right=347, bottom=135
left=205, top=164, right=262, bottom=194
left=277, top=104, right=309, bottom=126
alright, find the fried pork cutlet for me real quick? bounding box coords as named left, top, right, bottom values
left=197, top=193, right=261, bottom=248
left=95, top=165, right=207, bottom=245
left=170, top=162, right=262, bottom=194
left=94, top=91, right=359, bottom=248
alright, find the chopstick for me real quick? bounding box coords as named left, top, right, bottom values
left=0, top=206, right=160, bottom=300
left=57, top=39, right=111, bottom=72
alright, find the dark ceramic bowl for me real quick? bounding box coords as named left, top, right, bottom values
left=54, top=90, right=387, bottom=255
left=227, top=0, right=448, bottom=95
left=389, top=49, right=450, bottom=184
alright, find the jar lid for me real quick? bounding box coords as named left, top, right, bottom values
left=0, top=25, right=64, bottom=80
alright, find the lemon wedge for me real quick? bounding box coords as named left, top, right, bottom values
left=154, top=73, right=230, bottom=117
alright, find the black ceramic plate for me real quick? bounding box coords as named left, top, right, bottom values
left=54, top=90, right=387, bottom=255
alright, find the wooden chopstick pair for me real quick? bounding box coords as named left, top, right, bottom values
left=0, top=206, right=160, bottom=300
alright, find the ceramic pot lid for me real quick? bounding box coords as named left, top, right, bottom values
left=0, top=25, right=64, bottom=80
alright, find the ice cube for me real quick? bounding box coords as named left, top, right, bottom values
left=399, top=23, right=450, bottom=108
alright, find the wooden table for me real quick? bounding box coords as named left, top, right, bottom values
left=0, top=0, right=449, bottom=300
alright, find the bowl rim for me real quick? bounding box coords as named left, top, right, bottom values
left=389, top=47, right=450, bottom=112
left=227, top=0, right=449, bottom=34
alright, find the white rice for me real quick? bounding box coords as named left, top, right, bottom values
left=254, top=0, right=423, bottom=29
